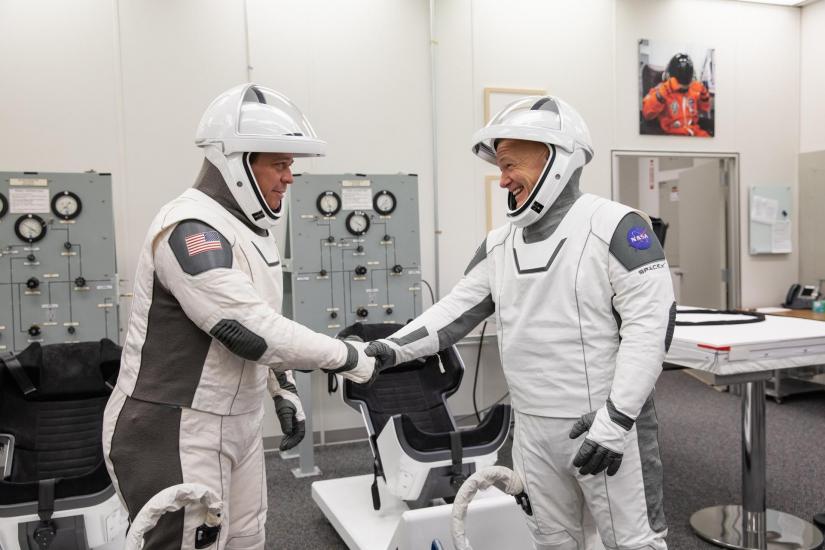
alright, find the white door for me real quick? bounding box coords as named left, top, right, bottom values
left=674, top=160, right=727, bottom=308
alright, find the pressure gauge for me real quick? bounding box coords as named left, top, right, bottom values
left=15, top=214, right=47, bottom=243
left=0, top=192, right=7, bottom=220
left=345, top=211, right=371, bottom=236
left=51, top=191, right=82, bottom=220
left=316, top=191, right=341, bottom=217
left=373, top=190, right=397, bottom=215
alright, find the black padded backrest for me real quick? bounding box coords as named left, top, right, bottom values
left=340, top=323, right=463, bottom=436
left=0, top=339, right=121, bottom=488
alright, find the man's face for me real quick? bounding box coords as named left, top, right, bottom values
left=250, top=152, right=295, bottom=210
left=495, top=139, right=550, bottom=208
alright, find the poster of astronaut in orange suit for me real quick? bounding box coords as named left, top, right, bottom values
left=639, top=39, right=715, bottom=137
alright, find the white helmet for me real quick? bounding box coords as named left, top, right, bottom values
left=472, top=96, right=593, bottom=228
left=195, top=83, right=326, bottom=229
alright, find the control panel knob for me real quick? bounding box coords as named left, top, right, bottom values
left=26, top=254, right=36, bottom=262
left=327, top=235, right=336, bottom=243
left=354, top=265, right=367, bottom=276
left=74, top=276, right=86, bottom=288
left=384, top=235, right=392, bottom=242
left=26, top=277, right=40, bottom=290
left=392, top=264, right=403, bottom=274
left=330, top=311, right=338, bottom=319
left=356, top=245, right=364, bottom=253
left=67, top=326, right=76, bottom=335
left=356, top=307, right=369, bottom=318
left=28, top=325, right=41, bottom=337
left=385, top=307, right=393, bottom=315
left=64, top=241, right=73, bottom=250
left=319, top=269, right=327, bottom=277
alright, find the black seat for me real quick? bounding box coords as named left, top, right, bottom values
left=337, top=323, right=510, bottom=509
left=0, top=339, right=120, bottom=507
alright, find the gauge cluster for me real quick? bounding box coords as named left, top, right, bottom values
left=0, top=171, right=119, bottom=352
left=284, top=174, right=422, bottom=336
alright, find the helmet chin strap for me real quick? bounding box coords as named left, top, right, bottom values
left=202, top=146, right=280, bottom=230
left=506, top=146, right=585, bottom=228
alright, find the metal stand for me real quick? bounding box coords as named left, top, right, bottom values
left=690, top=380, right=824, bottom=549
left=291, top=371, right=321, bottom=478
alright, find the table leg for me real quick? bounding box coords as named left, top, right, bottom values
left=689, top=380, right=823, bottom=549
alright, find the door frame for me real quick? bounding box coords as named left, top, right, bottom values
left=610, top=150, right=741, bottom=309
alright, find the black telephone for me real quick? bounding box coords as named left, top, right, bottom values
left=783, top=284, right=821, bottom=309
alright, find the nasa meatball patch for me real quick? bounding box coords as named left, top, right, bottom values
left=609, top=213, right=665, bottom=271
left=627, top=226, right=652, bottom=250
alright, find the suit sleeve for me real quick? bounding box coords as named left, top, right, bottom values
left=606, top=213, right=676, bottom=420
left=153, top=219, right=350, bottom=372
left=384, top=237, right=496, bottom=363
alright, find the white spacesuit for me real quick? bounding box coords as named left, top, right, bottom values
left=102, top=84, right=374, bottom=550
left=367, top=96, right=675, bottom=549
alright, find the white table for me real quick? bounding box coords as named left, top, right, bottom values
left=667, top=309, right=825, bottom=550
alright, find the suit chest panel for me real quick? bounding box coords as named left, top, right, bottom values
left=237, top=232, right=283, bottom=313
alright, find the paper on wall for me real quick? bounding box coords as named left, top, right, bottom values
left=771, top=220, right=792, bottom=253
left=750, top=195, right=778, bottom=225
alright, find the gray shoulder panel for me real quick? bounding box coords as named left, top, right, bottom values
left=609, top=213, right=665, bottom=271
left=169, top=219, right=233, bottom=276
left=210, top=319, right=267, bottom=361
left=464, top=238, right=487, bottom=276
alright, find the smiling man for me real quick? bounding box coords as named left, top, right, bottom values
left=366, top=96, right=675, bottom=550
left=102, top=84, right=375, bottom=550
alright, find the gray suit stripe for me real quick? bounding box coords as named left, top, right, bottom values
left=388, top=326, right=429, bottom=347
left=636, top=396, right=668, bottom=533
left=437, top=294, right=495, bottom=349
left=464, top=238, right=487, bottom=276
left=109, top=396, right=184, bottom=548
left=131, top=274, right=213, bottom=407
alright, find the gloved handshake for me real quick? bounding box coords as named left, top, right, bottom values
left=321, top=337, right=377, bottom=384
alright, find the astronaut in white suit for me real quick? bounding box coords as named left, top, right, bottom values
left=103, top=84, right=374, bottom=550
left=367, top=96, right=675, bottom=549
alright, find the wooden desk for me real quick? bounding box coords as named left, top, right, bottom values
left=765, top=309, right=825, bottom=322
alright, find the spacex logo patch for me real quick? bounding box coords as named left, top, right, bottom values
left=638, top=262, right=666, bottom=275
left=627, top=226, right=651, bottom=250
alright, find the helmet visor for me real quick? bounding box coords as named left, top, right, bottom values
left=229, top=85, right=326, bottom=157
left=473, top=96, right=564, bottom=162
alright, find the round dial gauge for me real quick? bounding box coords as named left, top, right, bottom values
left=0, top=192, right=7, bottom=220
left=51, top=191, right=82, bottom=220
left=345, top=211, right=371, bottom=236
left=373, top=190, right=397, bottom=215
left=15, top=214, right=47, bottom=243
left=316, top=191, right=341, bottom=217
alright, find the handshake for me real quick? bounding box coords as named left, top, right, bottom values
left=323, top=337, right=401, bottom=385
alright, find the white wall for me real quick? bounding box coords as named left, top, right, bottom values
left=615, top=0, right=800, bottom=308
left=246, top=0, right=435, bottom=434
left=800, top=0, right=825, bottom=152
left=0, top=0, right=812, bottom=438
left=433, top=0, right=802, bottom=309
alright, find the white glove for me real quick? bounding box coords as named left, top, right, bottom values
left=323, top=340, right=375, bottom=384
left=569, top=399, right=634, bottom=476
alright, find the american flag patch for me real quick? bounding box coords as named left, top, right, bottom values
left=184, top=231, right=223, bottom=257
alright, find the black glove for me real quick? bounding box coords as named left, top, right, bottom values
left=274, top=397, right=306, bottom=452
left=568, top=407, right=627, bottom=477
left=268, top=370, right=306, bottom=451
left=364, top=339, right=399, bottom=371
